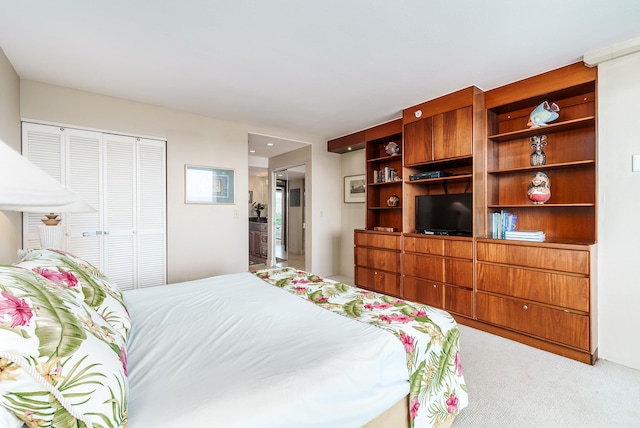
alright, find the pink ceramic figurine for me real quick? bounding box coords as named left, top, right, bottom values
left=527, top=171, right=551, bottom=204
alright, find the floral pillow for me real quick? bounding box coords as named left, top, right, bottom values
left=0, top=265, right=128, bottom=428
left=16, top=249, right=130, bottom=343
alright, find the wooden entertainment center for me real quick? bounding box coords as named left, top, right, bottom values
left=329, top=62, right=598, bottom=364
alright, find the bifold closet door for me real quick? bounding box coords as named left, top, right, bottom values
left=65, top=128, right=103, bottom=270
left=21, top=123, right=65, bottom=249
left=102, top=133, right=136, bottom=289
left=136, top=138, right=167, bottom=288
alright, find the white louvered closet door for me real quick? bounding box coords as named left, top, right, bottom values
left=103, top=134, right=137, bottom=290
left=21, top=123, right=65, bottom=249
left=65, top=129, right=103, bottom=270
left=137, top=138, right=166, bottom=288
left=22, top=122, right=166, bottom=291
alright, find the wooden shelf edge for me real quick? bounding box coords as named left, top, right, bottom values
left=488, top=117, right=595, bottom=142
left=476, top=237, right=596, bottom=247
left=367, top=154, right=403, bottom=163
left=487, top=160, right=595, bottom=174
left=358, top=228, right=401, bottom=235
left=368, top=181, right=403, bottom=186
left=487, top=203, right=595, bottom=208
left=405, top=173, right=472, bottom=184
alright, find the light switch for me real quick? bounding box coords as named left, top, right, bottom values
left=633, top=154, right=640, bottom=172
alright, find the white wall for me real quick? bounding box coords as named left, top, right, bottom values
left=339, top=150, right=366, bottom=278
left=0, top=47, right=22, bottom=263
left=597, top=50, right=640, bottom=370
left=17, top=80, right=339, bottom=282
left=310, top=144, right=343, bottom=275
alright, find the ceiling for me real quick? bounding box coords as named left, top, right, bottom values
left=1, top=1, right=640, bottom=145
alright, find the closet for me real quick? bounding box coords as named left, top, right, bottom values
left=21, top=122, right=166, bottom=291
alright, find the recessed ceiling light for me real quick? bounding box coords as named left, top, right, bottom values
left=249, top=149, right=256, bottom=153
left=267, top=143, right=274, bottom=146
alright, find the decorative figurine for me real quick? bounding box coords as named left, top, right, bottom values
left=527, top=172, right=551, bottom=204
left=530, top=135, right=547, bottom=166
left=386, top=194, right=400, bottom=207
left=527, top=101, right=559, bottom=128
left=385, top=141, right=401, bottom=156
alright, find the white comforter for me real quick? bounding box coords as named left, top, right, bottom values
left=124, top=272, right=409, bottom=427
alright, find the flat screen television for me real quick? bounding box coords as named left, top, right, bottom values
left=415, top=193, right=473, bottom=236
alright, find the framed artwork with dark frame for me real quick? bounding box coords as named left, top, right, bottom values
left=344, top=174, right=366, bottom=203
left=185, top=165, right=235, bottom=204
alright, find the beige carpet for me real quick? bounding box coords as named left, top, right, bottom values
left=453, top=325, right=640, bottom=427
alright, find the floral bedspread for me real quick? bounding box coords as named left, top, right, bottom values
left=253, top=267, right=468, bottom=428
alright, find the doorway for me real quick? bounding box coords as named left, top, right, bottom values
left=247, top=132, right=310, bottom=270
left=273, top=166, right=305, bottom=270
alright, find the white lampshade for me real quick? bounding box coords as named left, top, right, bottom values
left=22, top=199, right=96, bottom=215
left=0, top=138, right=96, bottom=249
left=0, top=139, right=80, bottom=210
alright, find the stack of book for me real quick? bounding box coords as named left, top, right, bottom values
left=491, top=210, right=517, bottom=239
left=504, top=230, right=546, bottom=242
left=372, top=167, right=399, bottom=183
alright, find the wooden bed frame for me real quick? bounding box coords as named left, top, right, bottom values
left=363, top=395, right=456, bottom=428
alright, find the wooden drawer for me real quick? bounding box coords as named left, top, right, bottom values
left=403, top=277, right=444, bottom=308
left=445, top=258, right=473, bottom=288
left=477, top=263, right=589, bottom=312
left=445, top=286, right=473, bottom=318
left=404, top=236, right=473, bottom=259
left=404, top=236, right=443, bottom=255
left=354, top=231, right=400, bottom=250
left=403, top=253, right=443, bottom=282
left=477, top=293, right=589, bottom=350
left=444, top=240, right=473, bottom=259
left=355, top=247, right=400, bottom=273
left=404, top=253, right=472, bottom=288
left=476, top=242, right=590, bottom=275
left=355, top=267, right=401, bottom=297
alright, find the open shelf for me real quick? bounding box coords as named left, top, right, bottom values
left=488, top=160, right=594, bottom=175
left=485, top=66, right=597, bottom=245
left=488, top=117, right=595, bottom=142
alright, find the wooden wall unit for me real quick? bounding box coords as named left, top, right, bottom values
left=403, top=235, right=474, bottom=318
left=364, top=119, right=403, bottom=232
left=354, top=229, right=402, bottom=297
left=401, top=86, right=485, bottom=235
left=353, top=120, right=404, bottom=295
left=344, top=63, right=598, bottom=364
left=474, top=63, right=598, bottom=363
left=484, top=63, right=597, bottom=243
left=475, top=239, right=596, bottom=363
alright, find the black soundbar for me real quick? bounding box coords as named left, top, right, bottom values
left=409, top=171, right=452, bottom=180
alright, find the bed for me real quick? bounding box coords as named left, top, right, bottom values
left=0, top=249, right=468, bottom=428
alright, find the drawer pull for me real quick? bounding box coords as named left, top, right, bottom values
left=523, top=305, right=529, bottom=310
left=433, top=284, right=437, bottom=288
